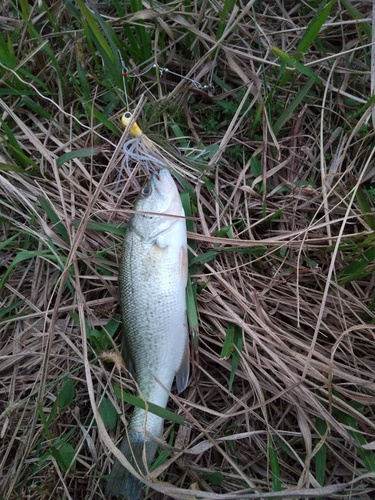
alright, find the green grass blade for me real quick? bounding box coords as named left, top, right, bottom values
left=0, top=162, right=31, bottom=174
left=272, top=77, right=315, bottom=133
left=341, top=0, right=372, bottom=38
left=278, top=0, right=334, bottom=87
left=216, top=0, right=236, bottom=40
left=355, top=187, right=375, bottom=231
left=71, top=219, right=126, bottom=236
left=38, top=196, right=70, bottom=244
left=0, top=117, right=30, bottom=169
left=56, top=146, right=104, bottom=169
left=0, top=249, right=52, bottom=291
left=0, top=299, right=24, bottom=319
left=75, top=0, right=115, bottom=63
left=269, top=441, right=282, bottom=492
left=112, top=382, right=185, bottom=425
left=92, top=108, right=122, bottom=134
left=272, top=47, right=321, bottom=84
left=129, top=0, right=152, bottom=61
left=335, top=410, right=375, bottom=472
left=337, top=246, right=375, bottom=284
left=220, top=323, right=235, bottom=359
left=315, top=418, right=327, bottom=492
left=297, top=0, right=335, bottom=54
left=229, top=326, right=243, bottom=391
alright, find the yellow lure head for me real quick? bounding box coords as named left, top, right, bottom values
left=121, top=111, right=143, bottom=137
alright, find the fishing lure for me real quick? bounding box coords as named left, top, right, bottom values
left=116, top=61, right=214, bottom=184
left=119, top=110, right=206, bottom=183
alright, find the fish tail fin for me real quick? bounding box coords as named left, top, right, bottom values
left=105, top=430, right=158, bottom=499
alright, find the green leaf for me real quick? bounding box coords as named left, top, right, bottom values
left=57, top=379, right=75, bottom=409
left=103, top=315, right=122, bottom=338
left=21, top=94, right=52, bottom=119
left=349, top=94, right=375, bottom=124
left=250, top=155, right=262, bottom=177
left=169, top=123, right=189, bottom=148
left=50, top=443, right=76, bottom=471
left=129, top=0, right=152, bottom=61
left=180, top=192, right=195, bottom=234
left=37, top=403, right=52, bottom=437
left=200, top=471, right=224, bottom=486
left=99, top=397, right=118, bottom=429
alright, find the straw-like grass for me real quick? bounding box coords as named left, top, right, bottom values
left=1, top=1, right=375, bottom=498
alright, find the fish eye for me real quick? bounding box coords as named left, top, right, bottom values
left=141, top=186, right=152, bottom=196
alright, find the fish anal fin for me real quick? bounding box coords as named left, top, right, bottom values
left=175, top=330, right=190, bottom=393
left=121, top=331, right=136, bottom=377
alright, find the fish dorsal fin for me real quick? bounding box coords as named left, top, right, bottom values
left=175, top=332, right=190, bottom=393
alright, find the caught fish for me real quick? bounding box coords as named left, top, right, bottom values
left=106, top=168, right=190, bottom=499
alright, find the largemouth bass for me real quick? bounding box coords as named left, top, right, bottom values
left=106, top=168, right=190, bottom=499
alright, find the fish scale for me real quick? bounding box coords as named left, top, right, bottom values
left=106, top=168, right=190, bottom=499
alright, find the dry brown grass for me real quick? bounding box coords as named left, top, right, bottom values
left=1, top=1, right=375, bottom=499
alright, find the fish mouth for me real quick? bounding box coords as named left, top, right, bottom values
left=154, top=167, right=171, bottom=182
left=153, top=168, right=176, bottom=195
left=152, top=168, right=182, bottom=215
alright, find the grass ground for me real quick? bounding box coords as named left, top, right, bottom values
left=1, top=0, right=375, bottom=498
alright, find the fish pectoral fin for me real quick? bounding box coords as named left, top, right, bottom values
left=155, top=235, right=168, bottom=249
left=175, top=331, right=190, bottom=393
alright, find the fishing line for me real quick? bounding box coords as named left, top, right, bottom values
left=121, top=62, right=214, bottom=91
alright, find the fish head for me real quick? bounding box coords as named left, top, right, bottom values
left=131, top=168, right=184, bottom=238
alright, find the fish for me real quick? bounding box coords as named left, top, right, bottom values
left=105, top=168, right=190, bottom=499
